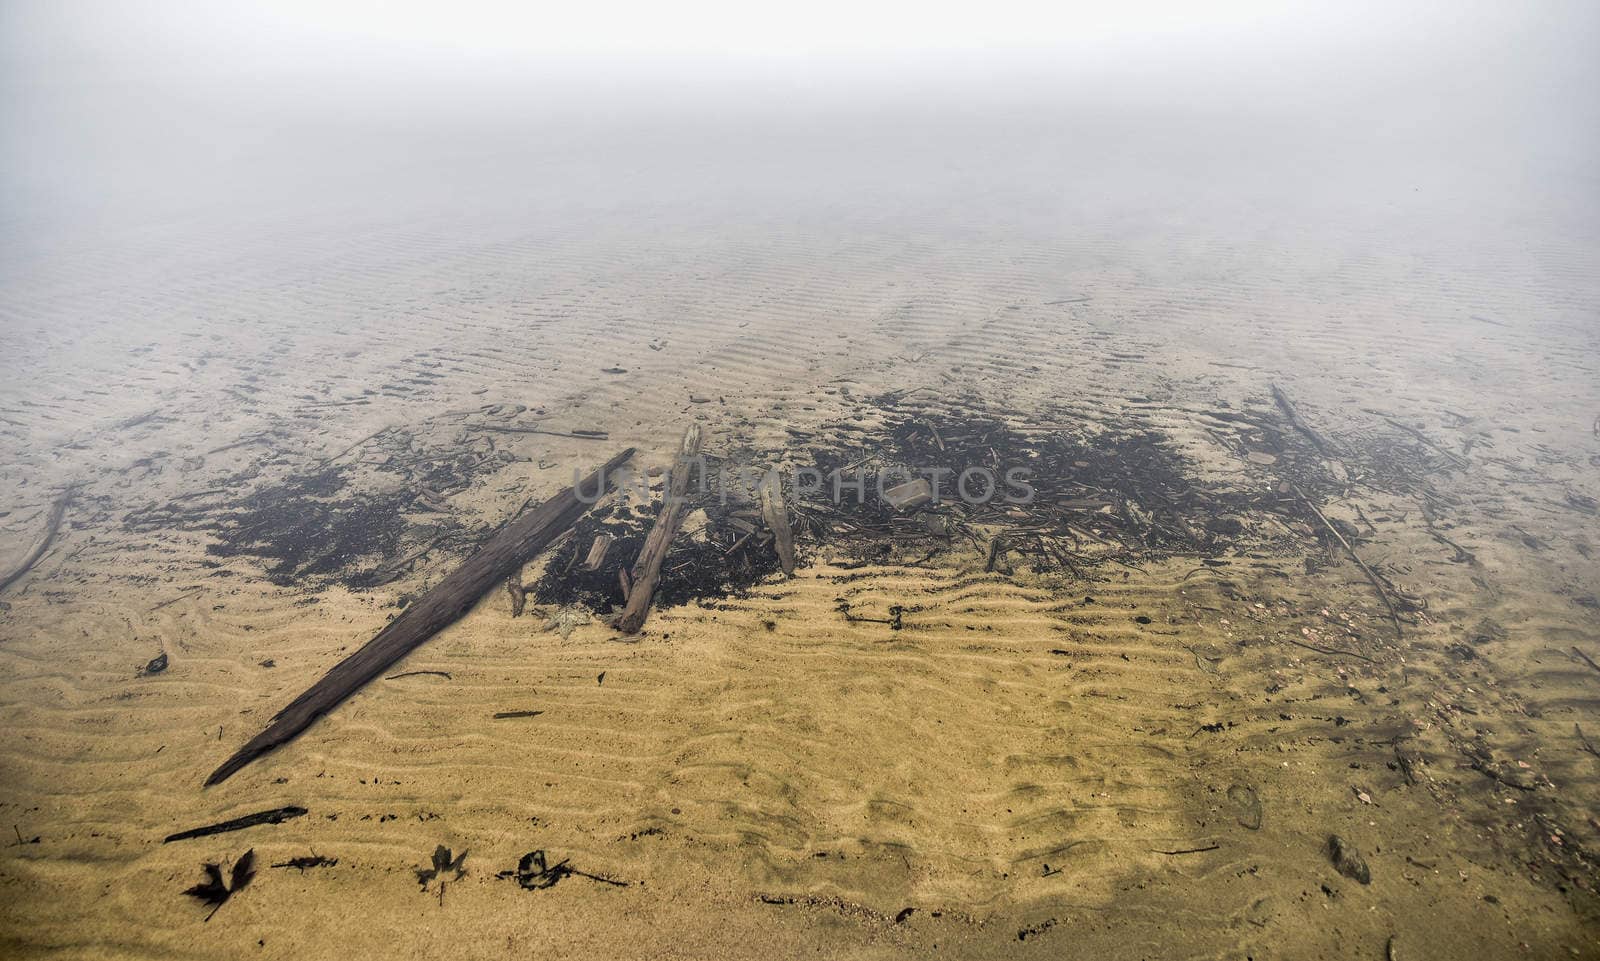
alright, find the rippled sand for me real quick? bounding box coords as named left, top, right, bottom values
left=2, top=133, right=1599, bottom=959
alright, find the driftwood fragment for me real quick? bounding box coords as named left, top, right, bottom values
left=506, top=576, right=528, bottom=617
left=1575, top=724, right=1600, bottom=759
left=1291, top=485, right=1402, bottom=640
left=471, top=424, right=609, bottom=440
left=985, top=536, right=1008, bottom=573
left=884, top=478, right=933, bottom=510
left=615, top=426, right=702, bottom=634
left=164, top=806, right=308, bottom=842
left=272, top=852, right=337, bottom=872
left=1383, top=417, right=1470, bottom=469
left=205, top=448, right=634, bottom=785
left=1271, top=384, right=1341, bottom=458
left=0, top=488, right=74, bottom=595
left=581, top=534, right=613, bottom=572
left=759, top=472, right=796, bottom=575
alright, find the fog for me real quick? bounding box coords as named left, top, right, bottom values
left=4, top=1, right=1597, bottom=242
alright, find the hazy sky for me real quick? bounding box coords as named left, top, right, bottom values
left=3, top=1, right=1596, bottom=230
left=8, top=1, right=1591, bottom=97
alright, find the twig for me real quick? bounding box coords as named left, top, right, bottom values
left=149, top=589, right=203, bottom=612
left=470, top=425, right=608, bottom=440
left=1571, top=647, right=1600, bottom=676
left=0, top=488, right=74, bottom=595
left=1283, top=635, right=1375, bottom=663
left=984, top=535, right=1007, bottom=573
left=1383, top=417, right=1470, bottom=469
left=314, top=426, right=393, bottom=470
left=1576, top=724, right=1600, bottom=758
left=207, top=435, right=275, bottom=455
left=1291, top=485, right=1402, bottom=640
left=386, top=671, right=452, bottom=681
left=1152, top=843, right=1220, bottom=855
left=1271, top=384, right=1341, bottom=457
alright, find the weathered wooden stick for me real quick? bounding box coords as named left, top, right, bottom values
left=1271, top=384, right=1341, bottom=458
left=615, top=425, right=702, bottom=634
left=581, top=534, right=613, bottom=572
left=1290, top=484, right=1402, bottom=640
left=470, top=424, right=609, bottom=440
left=205, top=448, right=634, bottom=786
left=1382, top=417, right=1470, bottom=469
left=0, top=487, right=73, bottom=595
left=164, top=806, right=308, bottom=843
left=759, top=471, right=796, bottom=576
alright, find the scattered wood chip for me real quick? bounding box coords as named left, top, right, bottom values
left=884, top=479, right=933, bottom=510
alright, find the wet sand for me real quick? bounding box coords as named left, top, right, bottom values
left=2, top=160, right=1599, bottom=959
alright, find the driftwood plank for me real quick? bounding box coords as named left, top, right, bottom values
left=759, top=471, right=796, bottom=575
left=615, top=425, right=702, bottom=634
left=205, top=447, right=634, bottom=785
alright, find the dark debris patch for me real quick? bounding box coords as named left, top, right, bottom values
left=124, top=427, right=506, bottom=592
left=531, top=396, right=1320, bottom=619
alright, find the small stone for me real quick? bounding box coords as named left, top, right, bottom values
left=1328, top=834, right=1371, bottom=884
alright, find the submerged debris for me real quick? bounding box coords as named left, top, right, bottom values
left=139, top=651, right=168, bottom=676
left=123, top=425, right=502, bottom=592
left=164, top=806, right=308, bottom=843
left=498, top=849, right=629, bottom=890
left=539, top=606, right=591, bottom=639
left=415, top=845, right=467, bottom=904
left=271, top=852, right=337, bottom=872
left=183, top=849, right=255, bottom=921
left=1328, top=835, right=1372, bottom=884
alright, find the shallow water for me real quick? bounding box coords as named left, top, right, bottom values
left=3, top=8, right=1600, bottom=958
